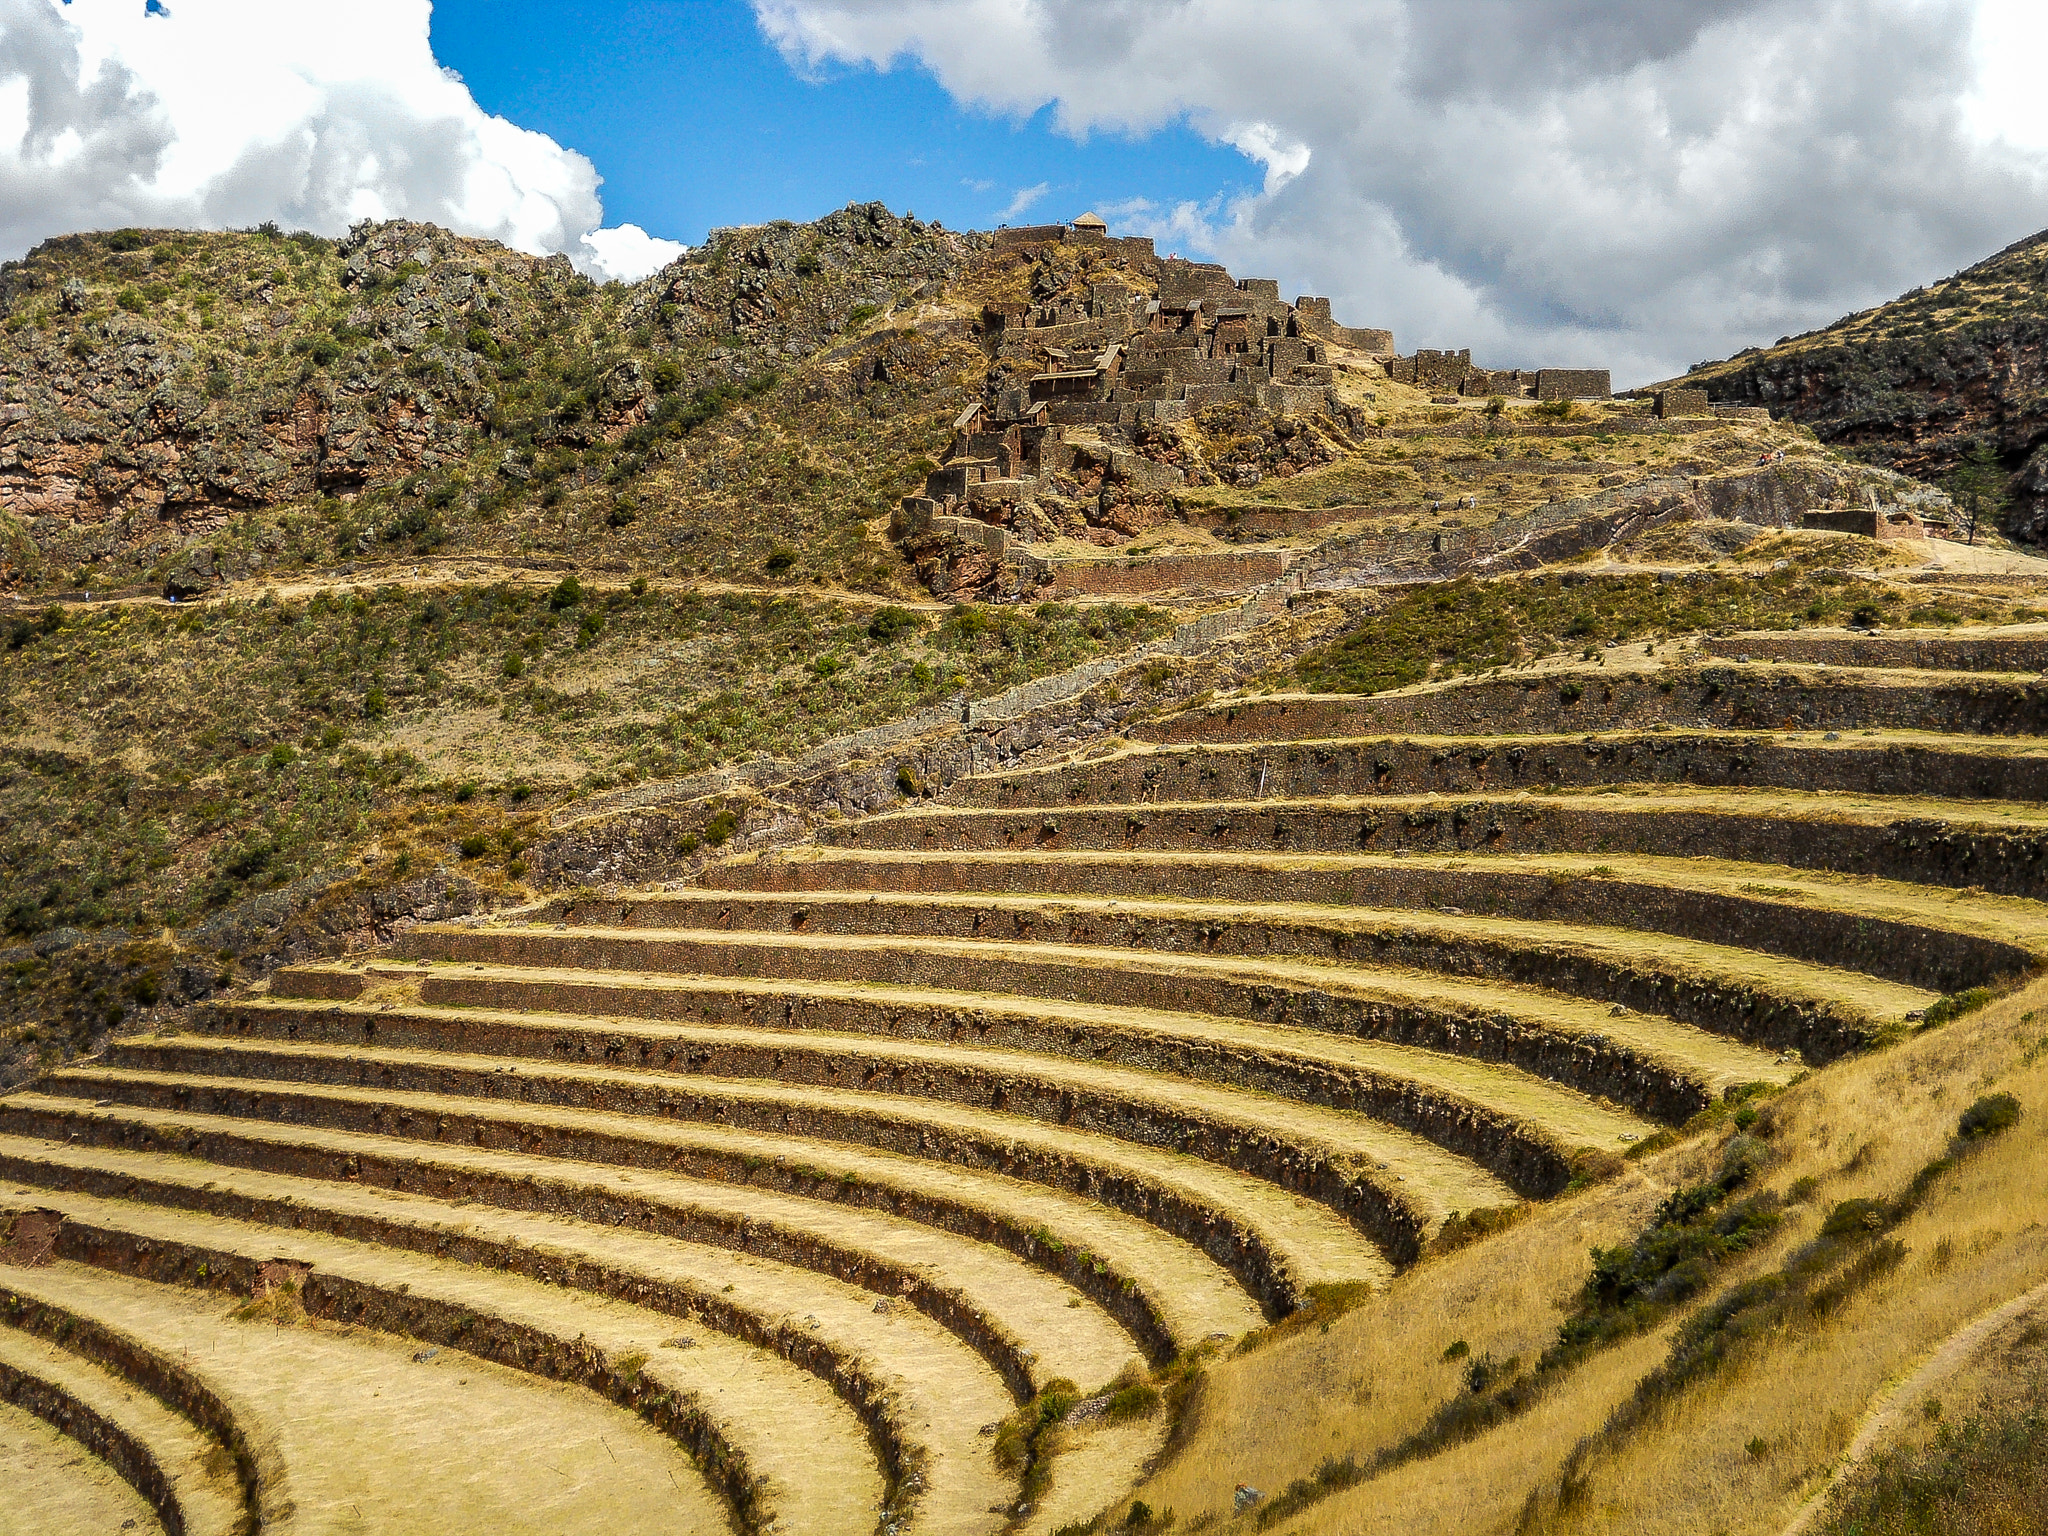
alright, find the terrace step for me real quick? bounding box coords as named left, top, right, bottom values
left=705, top=847, right=2044, bottom=995
left=388, top=919, right=1898, bottom=1075
left=301, top=955, right=1788, bottom=1117
left=90, top=1029, right=1490, bottom=1262
left=276, top=958, right=1794, bottom=1114
left=940, top=730, right=2048, bottom=809
left=1698, top=628, right=2048, bottom=672
left=478, top=894, right=1935, bottom=1052
left=28, top=1052, right=1370, bottom=1316
left=1135, top=670, right=2048, bottom=743
left=818, top=791, right=2048, bottom=899
left=0, top=1395, right=164, bottom=1536
left=0, top=1240, right=740, bottom=1535
left=0, top=1089, right=1150, bottom=1385
left=218, top=985, right=1644, bottom=1200
left=95, top=1018, right=1448, bottom=1266
left=220, top=976, right=1519, bottom=1241
left=0, top=1135, right=1022, bottom=1536
left=0, top=1309, right=248, bottom=1536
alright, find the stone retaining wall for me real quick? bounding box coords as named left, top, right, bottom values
left=0, top=1337, right=186, bottom=1536
left=706, top=856, right=2027, bottom=996
left=18, top=1206, right=785, bottom=1534
left=828, top=798, right=2048, bottom=907
left=1698, top=632, right=2048, bottom=672
left=391, top=929, right=1732, bottom=1120
left=472, top=903, right=1868, bottom=1068
left=126, top=1012, right=1424, bottom=1263
left=970, top=732, right=2048, bottom=810
left=0, top=1103, right=1046, bottom=1396
left=261, top=981, right=1576, bottom=1201
left=1141, top=669, right=2048, bottom=743
left=60, top=1055, right=1323, bottom=1315
left=0, top=1285, right=261, bottom=1535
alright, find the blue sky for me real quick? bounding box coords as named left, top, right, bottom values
left=429, top=0, right=1252, bottom=247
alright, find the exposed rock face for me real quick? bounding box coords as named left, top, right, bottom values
left=1680, top=228, right=2048, bottom=541
left=0, top=221, right=534, bottom=579
left=0, top=206, right=975, bottom=594
left=626, top=202, right=975, bottom=350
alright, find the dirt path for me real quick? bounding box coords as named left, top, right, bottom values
left=1776, top=1274, right=2048, bottom=1536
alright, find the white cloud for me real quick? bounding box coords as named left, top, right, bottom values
left=575, top=221, right=688, bottom=285
left=1000, top=180, right=1049, bottom=220
left=1223, top=122, right=1310, bottom=196
left=753, top=0, right=2048, bottom=383
left=0, top=0, right=683, bottom=280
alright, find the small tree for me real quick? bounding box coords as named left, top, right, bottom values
left=1944, top=443, right=2010, bottom=546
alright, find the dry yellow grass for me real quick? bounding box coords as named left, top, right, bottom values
left=1125, top=974, right=2048, bottom=1535
left=777, top=844, right=2048, bottom=961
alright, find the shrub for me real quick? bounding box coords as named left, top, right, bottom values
left=501, top=653, right=524, bottom=680
left=1958, top=1092, right=2021, bottom=1140
left=867, top=605, right=920, bottom=642
left=363, top=686, right=387, bottom=720
left=456, top=835, right=488, bottom=859
left=1923, top=987, right=1996, bottom=1029
left=1104, top=1383, right=1161, bottom=1423
left=702, top=808, right=738, bottom=847
left=895, top=762, right=923, bottom=797
left=380, top=501, right=446, bottom=552
left=266, top=743, right=296, bottom=770
left=1559, top=680, right=1584, bottom=703
left=1465, top=1352, right=1519, bottom=1394
left=548, top=575, right=583, bottom=610
left=764, top=547, right=798, bottom=574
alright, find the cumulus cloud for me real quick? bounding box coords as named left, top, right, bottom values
left=0, top=0, right=684, bottom=280
left=754, top=0, right=2048, bottom=382
left=1000, top=180, right=1049, bottom=220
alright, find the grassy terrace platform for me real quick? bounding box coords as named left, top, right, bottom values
left=7, top=623, right=2048, bottom=1532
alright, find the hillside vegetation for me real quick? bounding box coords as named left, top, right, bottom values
left=1672, top=226, right=2048, bottom=543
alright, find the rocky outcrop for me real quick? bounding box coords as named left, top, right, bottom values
left=1680, top=228, right=2048, bottom=541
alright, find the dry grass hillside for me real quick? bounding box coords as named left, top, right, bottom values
left=1667, top=225, right=2048, bottom=543
left=7, top=209, right=2048, bottom=1536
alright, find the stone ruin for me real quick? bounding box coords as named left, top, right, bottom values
left=894, top=217, right=1398, bottom=589
left=893, top=214, right=1621, bottom=597
left=1384, top=348, right=1612, bottom=402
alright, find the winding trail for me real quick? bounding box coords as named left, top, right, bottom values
left=1778, top=1273, right=2048, bottom=1536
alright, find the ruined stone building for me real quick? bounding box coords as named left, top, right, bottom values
left=894, top=214, right=1618, bottom=595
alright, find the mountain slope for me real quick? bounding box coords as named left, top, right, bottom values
left=1672, top=228, right=2048, bottom=540
left=0, top=207, right=976, bottom=595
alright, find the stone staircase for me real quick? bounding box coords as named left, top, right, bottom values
left=6, top=627, right=2048, bottom=1534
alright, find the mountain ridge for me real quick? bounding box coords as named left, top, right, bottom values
left=1666, top=223, right=2048, bottom=541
